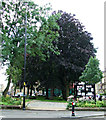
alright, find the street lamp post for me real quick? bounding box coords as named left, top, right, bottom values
left=23, top=3, right=27, bottom=110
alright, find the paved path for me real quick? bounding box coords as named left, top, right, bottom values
left=26, top=100, right=68, bottom=110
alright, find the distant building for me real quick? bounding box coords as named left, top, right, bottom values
left=96, top=69, right=106, bottom=94
left=95, top=81, right=102, bottom=94
left=102, top=68, right=106, bottom=93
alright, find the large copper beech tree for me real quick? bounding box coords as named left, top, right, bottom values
left=53, top=11, right=96, bottom=100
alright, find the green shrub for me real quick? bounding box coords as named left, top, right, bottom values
left=12, top=100, right=21, bottom=105
left=0, top=96, right=22, bottom=105
left=28, top=96, right=36, bottom=99
left=96, top=100, right=106, bottom=107
left=67, top=100, right=106, bottom=109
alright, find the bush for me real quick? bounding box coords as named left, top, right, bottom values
left=67, top=100, right=106, bottom=109
left=96, top=100, right=105, bottom=107
left=28, top=96, right=36, bottom=99
left=0, top=96, right=22, bottom=105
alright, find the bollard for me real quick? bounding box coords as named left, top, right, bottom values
left=72, top=101, right=75, bottom=116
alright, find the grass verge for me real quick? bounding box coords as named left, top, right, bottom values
left=26, top=96, right=67, bottom=103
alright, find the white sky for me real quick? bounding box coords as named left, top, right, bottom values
left=0, top=64, right=8, bottom=87
left=0, top=0, right=104, bottom=87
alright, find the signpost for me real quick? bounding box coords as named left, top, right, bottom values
left=23, top=3, right=27, bottom=110
left=76, top=83, right=94, bottom=98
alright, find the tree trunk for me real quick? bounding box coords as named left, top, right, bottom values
left=62, top=84, right=69, bottom=101
left=74, top=84, right=77, bottom=100
left=33, top=88, right=35, bottom=94
left=20, top=88, right=22, bottom=92
left=62, top=90, right=67, bottom=101
left=19, top=83, right=22, bottom=92
left=66, top=85, right=69, bottom=98
left=85, top=84, right=86, bottom=98
left=14, top=86, right=17, bottom=96
left=27, top=86, right=29, bottom=96
left=42, top=89, right=45, bottom=96
left=46, top=88, right=49, bottom=99
left=49, top=88, right=54, bottom=99
left=93, top=84, right=96, bottom=104
left=53, top=88, right=55, bottom=97
left=3, top=75, right=11, bottom=97
left=30, top=85, right=33, bottom=96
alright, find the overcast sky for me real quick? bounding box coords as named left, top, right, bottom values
left=0, top=0, right=104, bottom=87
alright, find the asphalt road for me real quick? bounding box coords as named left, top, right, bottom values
left=0, top=109, right=105, bottom=120
left=1, top=118, right=106, bottom=120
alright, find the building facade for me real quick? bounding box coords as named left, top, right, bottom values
left=96, top=69, right=106, bottom=94
left=102, top=68, right=106, bottom=93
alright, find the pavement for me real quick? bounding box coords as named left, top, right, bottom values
left=26, top=100, right=68, bottom=110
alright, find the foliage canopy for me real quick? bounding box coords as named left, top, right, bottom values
left=79, top=56, right=103, bottom=84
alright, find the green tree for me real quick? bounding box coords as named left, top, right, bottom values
left=1, top=0, right=60, bottom=96
left=79, top=56, right=103, bottom=84
left=27, top=11, right=97, bottom=100
left=37, top=54, right=59, bottom=99
left=3, top=65, right=22, bottom=96
left=79, top=56, right=103, bottom=103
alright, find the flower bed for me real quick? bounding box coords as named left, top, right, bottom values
left=67, top=99, right=106, bottom=109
